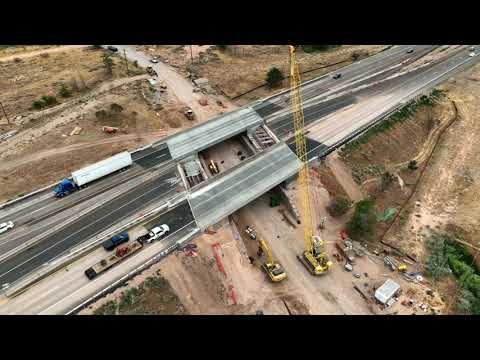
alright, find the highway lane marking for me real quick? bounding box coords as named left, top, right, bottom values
left=0, top=180, right=180, bottom=282
left=40, top=222, right=197, bottom=314
left=155, top=154, right=168, bottom=159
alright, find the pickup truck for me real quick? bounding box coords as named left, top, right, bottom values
left=145, top=224, right=169, bottom=243
left=102, top=232, right=130, bottom=251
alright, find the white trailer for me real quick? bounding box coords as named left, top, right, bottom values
left=71, top=151, right=132, bottom=187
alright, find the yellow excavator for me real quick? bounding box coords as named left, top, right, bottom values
left=257, top=237, right=287, bottom=282
left=289, top=45, right=333, bottom=275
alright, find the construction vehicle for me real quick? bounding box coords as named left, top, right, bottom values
left=146, top=66, right=158, bottom=77
left=84, top=240, right=143, bottom=280
left=184, top=108, right=194, bottom=120
left=208, top=160, right=219, bottom=174
left=245, top=226, right=257, bottom=240
left=257, top=237, right=287, bottom=282
left=384, top=256, right=407, bottom=272
left=289, top=45, right=332, bottom=275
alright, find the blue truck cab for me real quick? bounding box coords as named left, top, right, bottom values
left=54, top=179, right=77, bottom=198
left=102, top=232, right=130, bottom=251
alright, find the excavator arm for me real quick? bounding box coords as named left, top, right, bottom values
left=258, top=237, right=287, bottom=282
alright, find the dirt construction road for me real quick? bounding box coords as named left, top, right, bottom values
left=110, top=45, right=236, bottom=121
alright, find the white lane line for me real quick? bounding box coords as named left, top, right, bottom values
left=0, top=180, right=177, bottom=281
left=41, top=221, right=197, bottom=314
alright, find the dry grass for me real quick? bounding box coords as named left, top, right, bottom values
left=0, top=47, right=143, bottom=119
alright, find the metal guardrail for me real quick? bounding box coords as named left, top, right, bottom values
left=308, top=52, right=479, bottom=161
left=65, top=223, right=199, bottom=315
left=3, top=193, right=186, bottom=298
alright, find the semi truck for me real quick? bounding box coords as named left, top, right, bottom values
left=53, top=151, right=132, bottom=197
left=85, top=240, right=143, bottom=280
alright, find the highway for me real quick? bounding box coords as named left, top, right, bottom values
left=1, top=44, right=478, bottom=310
left=0, top=165, right=180, bottom=285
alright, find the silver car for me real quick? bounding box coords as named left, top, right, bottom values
left=0, top=221, right=14, bottom=234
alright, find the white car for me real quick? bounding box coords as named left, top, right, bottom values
left=469, top=52, right=476, bottom=57
left=150, top=59, right=159, bottom=64
left=146, top=224, right=170, bottom=243
left=0, top=221, right=14, bottom=235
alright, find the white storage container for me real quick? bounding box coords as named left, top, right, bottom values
left=72, top=151, right=132, bottom=187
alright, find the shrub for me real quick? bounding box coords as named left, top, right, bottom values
left=102, top=52, right=114, bottom=75
left=302, top=45, right=340, bottom=53
left=110, top=103, right=123, bottom=113
left=32, top=100, right=45, bottom=109
left=347, top=200, right=377, bottom=241
left=41, top=95, right=57, bottom=106
left=95, top=110, right=108, bottom=119
left=408, top=160, right=418, bottom=171
left=59, top=84, right=73, bottom=98
left=381, top=171, right=396, bottom=191
left=266, top=67, right=284, bottom=88
left=327, top=196, right=350, bottom=217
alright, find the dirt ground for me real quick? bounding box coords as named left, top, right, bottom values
left=338, top=98, right=457, bottom=255
left=330, top=63, right=480, bottom=313
left=0, top=45, right=59, bottom=58
left=0, top=47, right=144, bottom=120
left=133, top=45, right=386, bottom=104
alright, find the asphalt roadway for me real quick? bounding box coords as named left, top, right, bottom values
left=0, top=168, right=179, bottom=285
left=0, top=143, right=172, bottom=241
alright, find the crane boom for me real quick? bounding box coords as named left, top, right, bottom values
left=290, top=45, right=332, bottom=275
left=290, top=45, right=315, bottom=253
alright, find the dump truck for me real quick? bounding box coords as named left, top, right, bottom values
left=53, top=151, right=132, bottom=197
left=85, top=240, right=142, bottom=280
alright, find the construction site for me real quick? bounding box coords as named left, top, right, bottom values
left=1, top=44, right=479, bottom=316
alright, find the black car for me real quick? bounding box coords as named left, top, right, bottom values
left=332, top=73, right=342, bottom=79
left=406, top=49, right=414, bottom=54
left=107, top=46, right=118, bottom=52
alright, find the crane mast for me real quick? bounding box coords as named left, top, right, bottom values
left=290, top=45, right=332, bottom=275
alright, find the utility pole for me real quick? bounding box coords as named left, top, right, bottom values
left=123, top=49, right=129, bottom=75
left=0, top=101, right=9, bottom=125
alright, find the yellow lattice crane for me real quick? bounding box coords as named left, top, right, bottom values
left=289, top=45, right=332, bottom=275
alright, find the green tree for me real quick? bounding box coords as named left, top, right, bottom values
left=327, top=196, right=350, bottom=217
left=266, top=67, right=284, bottom=88
left=347, top=200, right=377, bottom=241
left=102, top=52, right=114, bottom=75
